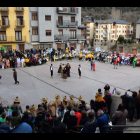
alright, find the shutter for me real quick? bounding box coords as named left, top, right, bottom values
left=19, top=32, right=21, bottom=40
left=0, top=34, right=3, bottom=41
left=17, top=18, right=20, bottom=25
left=6, top=17, right=8, bottom=25
left=16, top=32, right=18, bottom=40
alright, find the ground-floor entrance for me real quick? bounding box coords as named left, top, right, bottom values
left=19, top=44, right=24, bottom=51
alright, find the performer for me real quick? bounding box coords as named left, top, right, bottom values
left=50, top=64, right=53, bottom=78
left=66, top=63, right=71, bottom=77
left=62, top=54, right=65, bottom=60
left=79, top=52, right=83, bottom=61
left=29, top=104, right=37, bottom=117
left=58, top=63, right=62, bottom=74
left=13, top=68, right=19, bottom=84
left=93, top=58, right=95, bottom=71
left=47, top=101, right=56, bottom=118
left=133, top=56, right=137, bottom=68
left=61, top=64, right=65, bottom=78
left=89, top=52, right=91, bottom=61
left=54, top=94, right=61, bottom=111
left=85, top=53, right=89, bottom=63
left=62, top=96, right=68, bottom=110
left=77, top=96, right=83, bottom=111
left=63, top=67, right=67, bottom=82
left=68, top=95, right=75, bottom=110
left=68, top=51, right=72, bottom=61
left=17, top=56, right=20, bottom=67
left=21, top=57, right=25, bottom=68
left=78, top=65, right=81, bottom=79
left=114, top=56, right=118, bottom=69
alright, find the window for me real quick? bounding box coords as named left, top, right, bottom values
left=1, top=7, right=8, bottom=10
left=71, top=16, right=75, bottom=22
left=45, top=15, right=51, bottom=21
left=96, top=35, right=98, bottom=38
left=2, top=16, right=8, bottom=25
left=0, top=31, right=6, bottom=41
left=32, top=13, right=38, bottom=20
left=15, top=31, right=22, bottom=41
left=16, top=7, right=23, bottom=10
left=46, top=30, right=51, bottom=36
left=32, top=27, right=38, bottom=35
left=70, top=30, right=76, bottom=38
left=17, top=16, right=23, bottom=25
left=58, top=29, right=63, bottom=36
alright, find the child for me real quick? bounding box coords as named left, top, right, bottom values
left=78, top=65, right=81, bottom=79
left=50, top=64, right=53, bottom=78
left=15, top=61, right=17, bottom=68
left=6, top=60, right=9, bottom=68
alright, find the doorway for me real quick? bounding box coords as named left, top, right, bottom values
left=58, top=16, right=63, bottom=26
left=19, top=44, right=24, bottom=51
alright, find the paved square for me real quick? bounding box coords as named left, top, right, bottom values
left=0, top=60, right=140, bottom=112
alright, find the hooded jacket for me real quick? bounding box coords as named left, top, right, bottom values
left=95, top=92, right=103, bottom=102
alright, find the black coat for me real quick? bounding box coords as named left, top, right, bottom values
left=104, top=86, right=110, bottom=91
left=63, top=110, right=70, bottom=124
left=66, top=115, right=78, bottom=131
left=0, top=107, right=5, bottom=115
left=103, top=95, right=112, bottom=108
left=121, top=95, right=129, bottom=109
left=79, top=117, right=89, bottom=126
left=94, top=101, right=106, bottom=112
left=52, top=123, right=67, bottom=133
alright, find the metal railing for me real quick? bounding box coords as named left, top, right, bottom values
left=69, top=125, right=140, bottom=133
left=56, top=20, right=78, bottom=27
left=15, top=7, right=24, bottom=11
left=56, top=7, right=78, bottom=14
left=15, top=20, right=25, bottom=26
left=0, top=36, right=26, bottom=42
left=0, top=20, right=10, bottom=27
left=0, top=7, right=9, bottom=11
left=54, top=34, right=85, bottom=40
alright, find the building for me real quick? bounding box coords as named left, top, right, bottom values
left=29, top=7, right=85, bottom=52
left=0, top=7, right=30, bottom=51
left=136, top=19, right=140, bottom=42
left=81, top=16, right=94, bottom=48
left=93, top=19, right=134, bottom=51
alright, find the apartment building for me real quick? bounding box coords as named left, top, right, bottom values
left=29, top=7, right=85, bottom=52
left=136, top=19, right=140, bottom=42
left=93, top=19, right=134, bottom=51
left=81, top=16, right=94, bottom=48
left=0, top=7, right=30, bottom=51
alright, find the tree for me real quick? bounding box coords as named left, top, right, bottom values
left=117, top=35, right=124, bottom=44
left=124, top=39, right=127, bottom=44
left=128, top=39, right=131, bottom=44
left=131, top=39, right=134, bottom=44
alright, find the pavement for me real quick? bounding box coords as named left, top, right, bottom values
left=1, top=59, right=140, bottom=113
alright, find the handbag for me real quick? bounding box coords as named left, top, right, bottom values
left=112, top=111, right=124, bottom=125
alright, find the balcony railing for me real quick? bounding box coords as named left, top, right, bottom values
left=103, top=37, right=107, bottom=40
left=0, top=36, right=26, bottom=42
left=56, top=20, right=78, bottom=27
left=15, top=20, right=25, bottom=27
left=54, top=34, right=85, bottom=40
left=0, top=7, right=9, bottom=11
left=56, top=7, right=78, bottom=14
left=0, top=20, right=10, bottom=27
left=15, top=7, right=24, bottom=12
left=83, top=33, right=90, bottom=36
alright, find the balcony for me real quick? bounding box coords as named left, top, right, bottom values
left=15, top=20, right=25, bottom=27
left=56, top=7, right=78, bottom=15
left=0, top=36, right=26, bottom=43
left=83, top=33, right=90, bottom=36
left=103, top=37, right=107, bottom=40
left=0, top=7, right=9, bottom=12
left=15, top=7, right=24, bottom=12
left=0, top=20, right=10, bottom=28
left=54, top=34, right=85, bottom=41
left=56, top=20, right=78, bottom=28
left=103, top=27, right=107, bottom=30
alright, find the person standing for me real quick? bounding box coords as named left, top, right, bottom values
left=93, top=58, right=95, bottom=71
left=91, top=59, right=93, bottom=71
left=104, top=84, right=110, bottom=92
left=50, top=64, right=53, bottom=78
left=68, top=95, right=75, bottom=110
left=13, top=68, right=19, bottom=84
left=78, top=65, right=81, bottom=79
left=133, top=57, right=137, bottom=68
left=54, top=95, right=61, bottom=111
left=61, top=64, right=65, bottom=78
left=63, top=67, right=67, bottom=82
left=114, top=57, right=118, bottom=69
left=17, top=56, right=20, bottom=67
left=66, top=63, right=71, bottom=77
left=58, top=63, right=62, bottom=74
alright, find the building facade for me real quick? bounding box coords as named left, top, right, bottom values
left=29, top=7, right=85, bottom=52
left=136, top=19, right=140, bottom=42
left=0, top=7, right=30, bottom=51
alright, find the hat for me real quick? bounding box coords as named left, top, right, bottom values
left=14, top=97, right=20, bottom=103
left=30, top=104, right=36, bottom=111
left=69, top=95, right=74, bottom=99
left=63, top=96, right=68, bottom=102
left=49, top=101, right=54, bottom=106
left=41, top=97, right=48, bottom=103
left=55, top=94, right=60, bottom=100
left=78, top=96, right=83, bottom=101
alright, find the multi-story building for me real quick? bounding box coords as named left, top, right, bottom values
left=81, top=16, right=94, bottom=48
left=93, top=19, right=134, bottom=51
left=29, top=7, right=85, bottom=52
left=136, top=19, right=140, bottom=42
left=0, top=7, right=30, bottom=51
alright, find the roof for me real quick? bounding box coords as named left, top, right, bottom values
left=94, top=19, right=130, bottom=25
left=137, top=19, right=140, bottom=24
left=78, top=25, right=86, bottom=29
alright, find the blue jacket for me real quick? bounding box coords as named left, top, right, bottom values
left=0, top=124, right=10, bottom=133
left=33, top=50, right=36, bottom=54
left=97, top=114, right=108, bottom=133
left=81, top=118, right=97, bottom=133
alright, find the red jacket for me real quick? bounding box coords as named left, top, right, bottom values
left=114, top=58, right=117, bottom=64
left=102, top=99, right=106, bottom=112
left=118, top=57, right=120, bottom=62
left=75, top=112, right=81, bottom=126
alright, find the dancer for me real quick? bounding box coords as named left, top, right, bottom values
left=66, top=63, right=71, bottom=77
left=17, top=56, right=20, bottom=67
left=13, top=68, right=19, bottom=84
left=61, top=64, right=65, bottom=78
left=50, top=64, right=53, bottom=78
left=58, top=63, right=62, bottom=74
left=78, top=65, right=81, bottom=79
left=85, top=53, right=88, bottom=63
left=63, top=67, right=67, bottom=82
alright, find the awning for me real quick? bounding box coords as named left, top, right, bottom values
left=78, top=25, right=86, bottom=29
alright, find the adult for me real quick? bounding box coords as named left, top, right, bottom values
left=112, top=87, right=116, bottom=95
left=121, top=92, right=129, bottom=112
left=13, top=68, right=19, bottom=84
left=63, top=106, right=71, bottom=124
left=114, top=56, right=118, bottom=69
left=81, top=112, right=98, bottom=133
left=79, top=110, right=89, bottom=126
left=0, top=102, right=6, bottom=115
left=47, top=101, right=56, bottom=118
left=20, top=57, right=25, bottom=68
left=58, top=63, right=62, bottom=74
left=29, top=105, right=37, bottom=117
left=86, top=104, right=95, bottom=116
left=54, top=94, right=61, bottom=111
left=91, top=59, right=93, bottom=71
left=136, top=89, right=140, bottom=119
left=77, top=96, right=83, bottom=111
left=41, top=97, right=48, bottom=111
left=78, top=65, right=81, bottom=79
left=90, top=100, right=95, bottom=110
left=63, top=67, right=67, bottom=82
left=104, top=84, right=110, bottom=92
left=97, top=109, right=108, bottom=133
left=50, top=64, right=53, bottom=78
left=78, top=101, right=86, bottom=113
left=67, top=95, right=75, bottom=110
left=62, top=96, right=69, bottom=110
left=0, top=113, right=6, bottom=124
left=66, top=110, right=78, bottom=132
left=7, top=106, right=15, bottom=117
left=17, top=56, right=20, bottom=67
left=125, top=90, right=137, bottom=122
left=61, top=64, right=65, bottom=78
left=73, top=107, right=81, bottom=126
left=112, top=104, right=128, bottom=133
left=56, top=104, right=66, bottom=122
left=66, top=63, right=71, bottom=77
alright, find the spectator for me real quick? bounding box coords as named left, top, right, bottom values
left=7, top=106, right=15, bottom=117
left=10, top=110, right=22, bottom=128
left=136, top=89, right=140, bottom=119
left=0, top=124, right=10, bottom=133
left=46, top=113, right=53, bottom=128
left=112, top=104, right=128, bottom=133
left=121, top=92, right=129, bottom=112
left=78, top=101, right=86, bottom=113
left=103, top=90, right=112, bottom=116
left=86, top=104, right=95, bottom=116
left=66, top=110, right=78, bottom=132
left=112, top=87, right=116, bottom=95
left=125, top=90, right=137, bottom=122
left=0, top=113, right=6, bottom=124
left=5, top=116, right=13, bottom=130
left=97, top=109, right=108, bottom=133
left=52, top=118, right=67, bottom=133
left=73, top=107, right=81, bottom=126
left=90, top=100, right=95, bottom=110
left=63, top=106, right=71, bottom=124
left=56, top=104, right=66, bottom=122
left=0, top=102, right=6, bottom=115
left=81, top=112, right=98, bottom=133
left=79, top=110, right=89, bottom=126
left=104, top=84, right=110, bottom=91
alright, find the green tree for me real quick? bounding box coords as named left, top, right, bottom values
left=124, top=39, right=127, bottom=44
left=131, top=39, right=134, bottom=44
left=128, top=39, right=131, bottom=44
left=117, top=35, right=124, bottom=44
